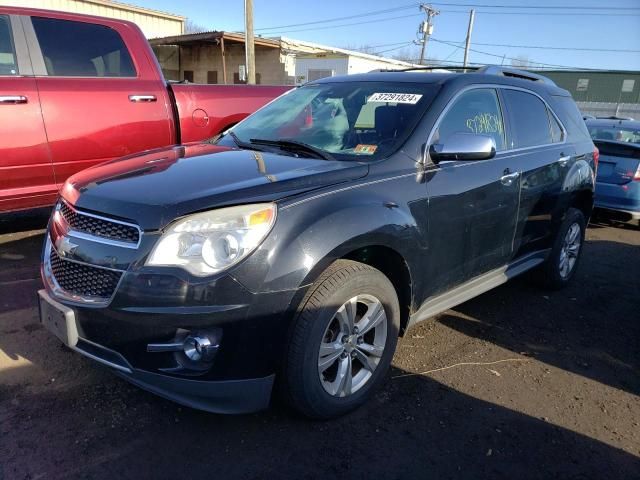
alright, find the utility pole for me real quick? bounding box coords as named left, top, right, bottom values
left=244, top=0, right=256, bottom=84
left=416, top=4, right=439, bottom=65
left=463, top=9, right=475, bottom=71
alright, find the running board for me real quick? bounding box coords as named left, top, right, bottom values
left=408, top=250, right=549, bottom=329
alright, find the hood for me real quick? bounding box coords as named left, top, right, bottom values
left=62, top=144, right=368, bottom=230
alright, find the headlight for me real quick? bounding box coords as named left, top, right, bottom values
left=146, top=203, right=276, bottom=276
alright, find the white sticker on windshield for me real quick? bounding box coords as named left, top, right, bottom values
left=367, top=93, right=423, bottom=104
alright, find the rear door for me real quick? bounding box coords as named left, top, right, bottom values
left=26, top=15, right=174, bottom=188
left=501, top=88, right=568, bottom=256
left=0, top=14, right=55, bottom=212
left=424, top=87, right=520, bottom=297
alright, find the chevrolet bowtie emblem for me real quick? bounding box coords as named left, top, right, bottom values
left=55, top=236, right=79, bottom=258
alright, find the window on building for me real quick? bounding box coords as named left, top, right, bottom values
left=0, top=15, right=17, bottom=75
left=207, top=70, right=218, bottom=84
left=307, top=69, right=333, bottom=81
left=435, top=88, right=506, bottom=151
left=233, top=72, right=261, bottom=84
left=32, top=17, right=135, bottom=77
left=502, top=89, right=552, bottom=148
left=183, top=70, right=194, bottom=82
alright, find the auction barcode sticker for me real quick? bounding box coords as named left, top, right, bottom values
left=367, top=93, right=423, bottom=104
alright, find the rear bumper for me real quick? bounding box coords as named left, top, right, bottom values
left=594, top=206, right=640, bottom=221
left=594, top=181, right=640, bottom=218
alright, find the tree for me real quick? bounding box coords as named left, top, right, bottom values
left=511, top=55, right=531, bottom=68
left=185, top=19, right=209, bottom=34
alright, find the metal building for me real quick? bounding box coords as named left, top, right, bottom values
left=535, top=70, right=640, bottom=118
left=0, top=0, right=184, bottom=38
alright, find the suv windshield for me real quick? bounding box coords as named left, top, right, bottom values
left=218, top=81, right=437, bottom=160
left=588, top=125, right=640, bottom=144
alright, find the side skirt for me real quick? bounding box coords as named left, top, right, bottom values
left=407, top=249, right=550, bottom=329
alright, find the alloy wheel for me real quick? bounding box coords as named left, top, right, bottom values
left=317, top=294, right=388, bottom=397
left=559, top=222, right=581, bottom=279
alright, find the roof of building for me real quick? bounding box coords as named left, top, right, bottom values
left=77, top=0, right=185, bottom=21
left=149, top=31, right=281, bottom=47
left=278, top=37, right=421, bottom=67
left=149, top=32, right=421, bottom=67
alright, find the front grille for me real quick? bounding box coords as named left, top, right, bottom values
left=59, top=201, right=140, bottom=245
left=49, top=247, right=122, bottom=299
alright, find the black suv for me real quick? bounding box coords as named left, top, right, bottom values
left=39, top=66, right=597, bottom=418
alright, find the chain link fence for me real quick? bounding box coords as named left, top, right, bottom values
left=577, top=102, right=640, bottom=119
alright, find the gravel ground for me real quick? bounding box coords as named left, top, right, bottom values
left=0, top=211, right=638, bottom=480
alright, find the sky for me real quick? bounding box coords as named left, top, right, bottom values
left=133, top=0, right=640, bottom=71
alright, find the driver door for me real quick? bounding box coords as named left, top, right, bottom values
left=423, top=87, right=520, bottom=298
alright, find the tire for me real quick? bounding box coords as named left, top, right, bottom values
left=283, top=259, right=400, bottom=419
left=532, top=207, right=586, bottom=290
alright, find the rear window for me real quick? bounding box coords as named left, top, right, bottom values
left=502, top=89, right=552, bottom=148
left=32, top=17, right=135, bottom=77
left=0, top=15, right=18, bottom=75
left=588, top=126, right=640, bottom=144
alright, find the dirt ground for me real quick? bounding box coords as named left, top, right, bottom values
left=0, top=211, right=638, bottom=480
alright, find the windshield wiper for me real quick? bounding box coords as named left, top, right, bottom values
left=249, top=138, right=335, bottom=161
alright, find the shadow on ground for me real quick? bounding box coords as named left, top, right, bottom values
left=1, top=218, right=638, bottom=479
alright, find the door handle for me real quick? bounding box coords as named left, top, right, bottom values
left=0, top=95, right=27, bottom=104
left=558, top=154, right=571, bottom=167
left=129, top=94, right=157, bottom=103
left=500, top=169, right=520, bottom=186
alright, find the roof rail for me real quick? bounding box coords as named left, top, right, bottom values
left=379, top=66, right=481, bottom=73
left=476, top=66, right=557, bottom=86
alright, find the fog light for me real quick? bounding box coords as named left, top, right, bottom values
left=183, top=335, right=218, bottom=362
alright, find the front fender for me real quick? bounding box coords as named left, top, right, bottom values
left=230, top=180, right=427, bottom=295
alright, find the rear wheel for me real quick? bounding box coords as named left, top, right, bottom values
left=284, top=260, right=400, bottom=419
left=533, top=207, right=586, bottom=290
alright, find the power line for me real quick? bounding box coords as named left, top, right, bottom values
left=255, top=3, right=419, bottom=31
left=430, top=2, right=640, bottom=10
left=260, top=13, right=420, bottom=35
left=430, top=38, right=603, bottom=70
left=438, top=9, right=640, bottom=16
left=433, top=39, right=640, bottom=53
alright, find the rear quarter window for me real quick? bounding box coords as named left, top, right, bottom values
left=32, top=17, right=136, bottom=77
left=551, top=96, right=592, bottom=142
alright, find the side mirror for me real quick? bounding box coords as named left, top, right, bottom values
left=429, top=133, right=497, bottom=163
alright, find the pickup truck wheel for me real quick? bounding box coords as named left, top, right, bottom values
left=533, top=207, right=586, bottom=290
left=284, top=260, right=400, bottom=419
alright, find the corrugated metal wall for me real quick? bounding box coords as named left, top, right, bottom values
left=540, top=70, right=640, bottom=103
left=0, top=0, right=184, bottom=38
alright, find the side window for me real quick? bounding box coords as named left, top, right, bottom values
left=435, top=88, right=506, bottom=151
left=502, top=89, right=552, bottom=148
left=0, top=15, right=18, bottom=75
left=31, top=17, right=135, bottom=77
left=548, top=109, right=564, bottom=143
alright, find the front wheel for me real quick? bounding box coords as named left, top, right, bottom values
left=533, top=207, right=586, bottom=290
left=284, top=260, right=400, bottom=419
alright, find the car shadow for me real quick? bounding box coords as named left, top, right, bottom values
left=0, top=208, right=50, bottom=235
left=1, top=221, right=638, bottom=479
left=437, top=237, right=640, bottom=398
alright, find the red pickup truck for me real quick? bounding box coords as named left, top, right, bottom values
left=0, top=7, right=290, bottom=213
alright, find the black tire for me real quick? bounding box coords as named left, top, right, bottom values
left=532, top=207, right=586, bottom=290
left=283, top=259, right=400, bottom=419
